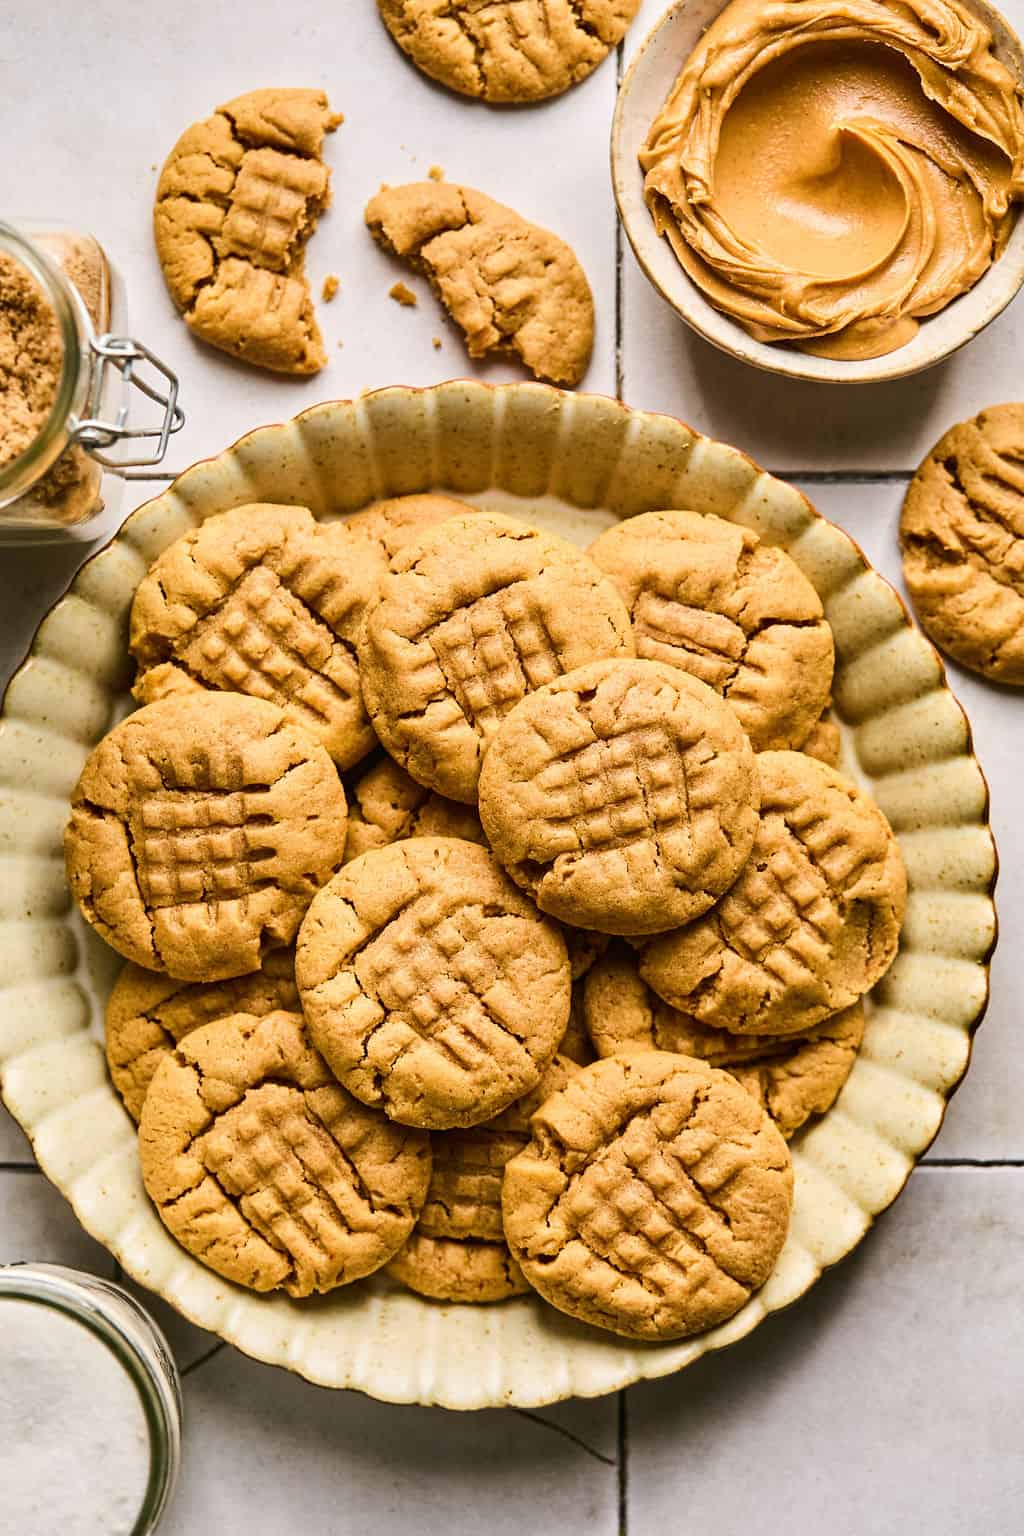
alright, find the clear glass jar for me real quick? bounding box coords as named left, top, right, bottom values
left=0, top=1262, right=182, bottom=1533
left=0, top=220, right=183, bottom=544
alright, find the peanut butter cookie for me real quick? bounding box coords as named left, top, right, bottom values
left=478, top=658, right=760, bottom=936
left=65, top=693, right=348, bottom=982
left=358, top=512, right=633, bottom=803
left=588, top=511, right=834, bottom=751
left=343, top=754, right=486, bottom=864
left=558, top=985, right=597, bottom=1065
left=377, top=1, right=639, bottom=103
left=502, top=1051, right=793, bottom=1340
left=154, top=88, right=341, bottom=373
left=130, top=504, right=376, bottom=770
left=365, top=183, right=594, bottom=386
left=900, top=403, right=1024, bottom=684
left=295, top=837, right=571, bottom=1130
left=583, top=946, right=864, bottom=1139
left=343, top=493, right=479, bottom=568
left=387, top=1232, right=529, bottom=1302
left=106, top=950, right=299, bottom=1121
left=139, top=1010, right=430, bottom=1295
left=640, top=751, right=906, bottom=1035
left=799, top=708, right=842, bottom=767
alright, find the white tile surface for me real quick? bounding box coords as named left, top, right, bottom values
left=627, top=1167, right=1024, bottom=1536
left=619, top=0, right=1024, bottom=471
left=0, top=1170, right=115, bottom=1275
left=162, top=1348, right=617, bottom=1536
left=796, top=481, right=1019, bottom=1161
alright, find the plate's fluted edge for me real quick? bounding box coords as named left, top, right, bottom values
left=0, top=380, right=998, bottom=1409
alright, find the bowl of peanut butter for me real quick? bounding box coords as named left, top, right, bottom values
left=612, top=0, right=1024, bottom=381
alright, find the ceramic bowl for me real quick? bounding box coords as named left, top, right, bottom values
left=0, top=382, right=997, bottom=1408
left=611, top=0, right=1024, bottom=384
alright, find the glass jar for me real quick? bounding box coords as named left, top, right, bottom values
left=0, top=220, right=183, bottom=544
left=0, top=1262, right=182, bottom=1533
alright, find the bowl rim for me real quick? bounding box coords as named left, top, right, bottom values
left=610, top=0, right=1024, bottom=384
left=0, top=379, right=999, bottom=1408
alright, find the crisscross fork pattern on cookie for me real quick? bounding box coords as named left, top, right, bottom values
left=132, top=785, right=274, bottom=908
left=632, top=590, right=745, bottom=692
left=538, top=723, right=689, bottom=856
left=717, top=823, right=835, bottom=971
left=181, top=566, right=352, bottom=727
left=427, top=585, right=562, bottom=731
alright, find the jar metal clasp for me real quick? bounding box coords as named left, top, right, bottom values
left=70, top=333, right=184, bottom=471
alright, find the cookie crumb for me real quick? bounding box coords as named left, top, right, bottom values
left=429, top=165, right=445, bottom=181
left=322, top=274, right=340, bottom=302
left=389, top=281, right=418, bottom=308
left=432, top=336, right=442, bottom=349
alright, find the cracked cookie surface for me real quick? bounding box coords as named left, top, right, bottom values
left=900, top=402, right=1024, bottom=684
left=106, top=949, right=299, bottom=1121
left=501, top=1050, right=793, bottom=1340
left=358, top=512, right=633, bottom=803
left=295, top=836, right=572, bottom=1130
left=65, top=693, right=348, bottom=982
left=365, top=183, right=594, bottom=386
left=640, top=751, right=906, bottom=1035
left=799, top=708, right=841, bottom=768
left=387, top=1231, right=529, bottom=1301
left=130, top=503, right=376, bottom=770
left=343, top=754, right=487, bottom=864
left=139, top=1009, right=431, bottom=1295
left=478, top=657, right=760, bottom=936
left=588, top=510, right=834, bottom=751
left=154, top=88, right=341, bottom=374
left=377, top=0, right=639, bottom=102
left=343, top=492, right=479, bottom=568
left=583, top=945, right=863, bottom=1139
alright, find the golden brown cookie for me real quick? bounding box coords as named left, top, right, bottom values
left=130, top=504, right=376, bottom=770
left=583, top=945, right=864, bottom=1139
left=502, top=1051, right=793, bottom=1340
left=387, top=1232, right=529, bottom=1302
left=900, top=403, right=1024, bottom=684
left=342, top=493, right=479, bottom=567
left=154, top=88, right=341, bottom=373
left=365, top=183, right=594, bottom=386
left=588, top=511, right=834, bottom=751
left=558, top=985, right=597, bottom=1065
left=799, top=708, right=842, bottom=767
left=343, top=754, right=486, bottom=864
left=139, top=1010, right=431, bottom=1295
left=640, top=751, right=906, bottom=1035
left=65, top=693, right=348, bottom=982
left=358, top=512, right=634, bottom=803
left=106, top=950, right=299, bottom=1121
left=295, top=836, right=571, bottom=1129
left=478, top=658, right=760, bottom=936
left=377, top=0, right=639, bottom=103
left=564, top=927, right=608, bottom=982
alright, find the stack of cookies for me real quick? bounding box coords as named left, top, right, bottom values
left=64, top=493, right=905, bottom=1343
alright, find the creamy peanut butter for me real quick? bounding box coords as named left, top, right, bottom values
left=641, top=0, right=1024, bottom=359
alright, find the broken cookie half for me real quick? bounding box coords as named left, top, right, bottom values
left=365, top=181, right=594, bottom=387
left=154, top=87, right=342, bottom=375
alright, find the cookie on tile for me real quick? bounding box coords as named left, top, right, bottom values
left=295, top=837, right=571, bottom=1130
left=588, top=510, right=834, bottom=751
left=900, top=402, right=1024, bottom=683
left=640, top=751, right=906, bottom=1035
left=106, top=949, right=299, bottom=1121
left=365, top=182, right=594, bottom=386
left=478, top=658, right=760, bottom=936
left=139, top=1010, right=431, bottom=1295
left=65, top=693, right=348, bottom=982
left=358, top=512, right=633, bottom=802
left=502, top=1051, right=793, bottom=1340
left=343, top=754, right=486, bottom=864
left=583, top=945, right=863, bottom=1138
left=154, top=88, right=341, bottom=373
left=377, top=0, right=639, bottom=102
left=130, top=503, right=376, bottom=769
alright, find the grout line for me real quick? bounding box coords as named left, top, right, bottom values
left=921, top=1159, right=1024, bottom=1168
left=615, top=41, right=624, bottom=402
left=511, top=1408, right=616, bottom=1467
left=181, top=1341, right=227, bottom=1378
left=618, top=1390, right=628, bottom=1536
left=771, top=470, right=914, bottom=484
left=0, top=1162, right=40, bottom=1173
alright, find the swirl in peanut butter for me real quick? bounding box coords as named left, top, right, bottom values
left=640, top=0, right=1024, bottom=359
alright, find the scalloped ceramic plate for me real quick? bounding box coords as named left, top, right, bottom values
left=0, top=382, right=996, bottom=1409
